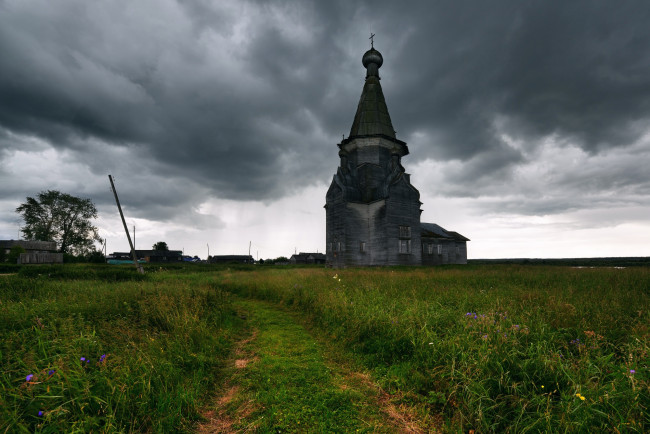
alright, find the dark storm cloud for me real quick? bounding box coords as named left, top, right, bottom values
left=1, top=0, right=649, bottom=221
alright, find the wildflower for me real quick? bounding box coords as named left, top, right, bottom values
left=630, top=369, right=636, bottom=374
left=428, top=342, right=434, bottom=345
left=541, top=385, right=544, bottom=389
left=576, top=393, right=586, bottom=401
left=48, top=370, right=55, bottom=376
left=482, top=334, right=488, bottom=340
left=26, top=374, right=34, bottom=382
left=333, top=274, right=338, bottom=279
left=99, top=354, right=107, bottom=363
left=80, top=357, right=86, bottom=362
left=38, top=411, right=43, bottom=417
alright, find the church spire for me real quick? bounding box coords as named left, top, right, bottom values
left=348, top=42, right=396, bottom=139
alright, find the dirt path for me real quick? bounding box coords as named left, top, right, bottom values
left=197, top=298, right=435, bottom=433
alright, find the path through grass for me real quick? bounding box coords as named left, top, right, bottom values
left=199, top=298, right=431, bottom=433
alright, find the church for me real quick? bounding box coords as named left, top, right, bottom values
left=325, top=42, right=469, bottom=267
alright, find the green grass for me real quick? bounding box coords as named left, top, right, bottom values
left=0, top=264, right=242, bottom=432
left=217, top=265, right=650, bottom=432
left=1, top=263, right=648, bottom=432
left=221, top=299, right=383, bottom=432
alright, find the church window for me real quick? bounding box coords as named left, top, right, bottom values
left=427, top=244, right=434, bottom=255
left=399, top=226, right=411, bottom=238
left=437, top=245, right=442, bottom=255
left=360, top=241, right=366, bottom=252
left=399, top=239, right=411, bottom=254
left=337, top=242, right=341, bottom=252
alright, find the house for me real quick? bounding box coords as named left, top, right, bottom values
left=325, top=44, right=469, bottom=267
left=289, top=252, right=326, bottom=265
left=209, top=255, right=254, bottom=264
left=107, top=250, right=183, bottom=263
left=0, top=240, right=63, bottom=264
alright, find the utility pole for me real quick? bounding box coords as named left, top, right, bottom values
left=133, top=225, right=136, bottom=250
left=249, top=241, right=251, bottom=257
left=207, top=243, right=210, bottom=260
left=108, top=175, right=144, bottom=274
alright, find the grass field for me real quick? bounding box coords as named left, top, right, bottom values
left=1, top=263, right=648, bottom=432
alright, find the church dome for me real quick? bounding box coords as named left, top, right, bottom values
left=362, top=48, right=383, bottom=69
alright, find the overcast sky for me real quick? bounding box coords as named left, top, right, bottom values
left=1, top=0, right=649, bottom=260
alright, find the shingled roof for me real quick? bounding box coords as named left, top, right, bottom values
left=349, top=75, right=396, bottom=138
left=421, top=223, right=470, bottom=241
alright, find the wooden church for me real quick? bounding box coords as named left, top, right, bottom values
left=325, top=43, right=469, bottom=267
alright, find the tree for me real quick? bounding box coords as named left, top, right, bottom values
left=152, top=241, right=169, bottom=251
left=16, top=190, right=101, bottom=255
left=86, top=251, right=107, bottom=263
left=8, top=245, right=26, bottom=263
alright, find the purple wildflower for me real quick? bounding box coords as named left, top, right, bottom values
left=482, top=334, right=488, bottom=340
left=630, top=369, right=636, bottom=374
left=99, top=354, right=107, bottom=363
left=26, top=374, right=33, bottom=382
left=48, top=370, right=55, bottom=376
left=38, top=411, right=43, bottom=417
left=80, top=357, right=86, bottom=362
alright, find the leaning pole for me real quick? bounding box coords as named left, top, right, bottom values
left=108, top=175, right=144, bottom=274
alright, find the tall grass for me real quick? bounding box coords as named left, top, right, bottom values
left=0, top=264, right=240, bottom=432
left=2, top=263, right=647, bottom=432
left=217, top=265, right=649, bottom=432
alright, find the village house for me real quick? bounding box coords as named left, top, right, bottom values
left=289, top=252, right=326, bottom=265
left=0, top=240, right=63, bottom=264
left=107, top=250, right=183, bottom=263
left=209, top=255, right=255, bottom=264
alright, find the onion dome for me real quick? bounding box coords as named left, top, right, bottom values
left=362, top=48, right=383, bottom=79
